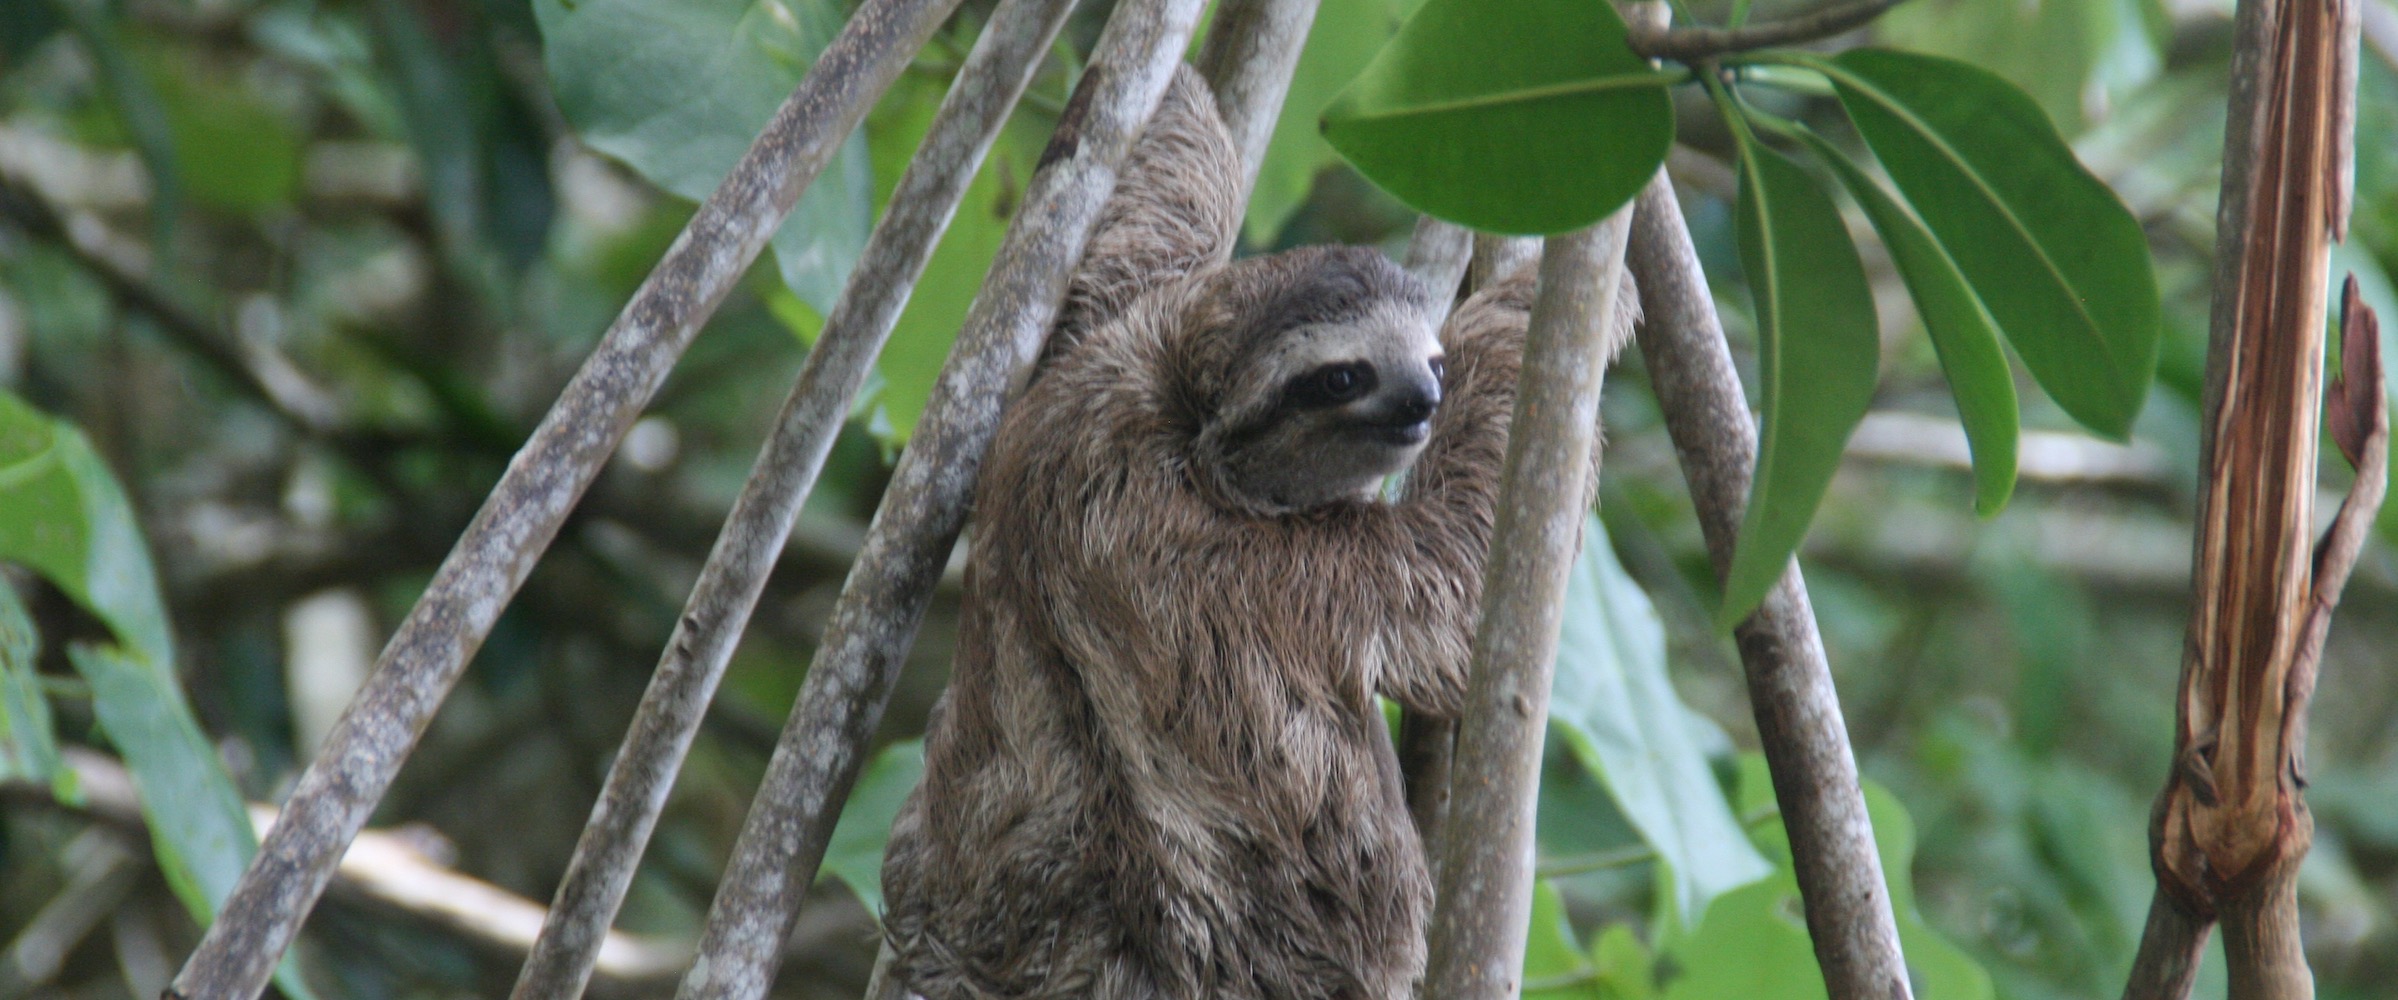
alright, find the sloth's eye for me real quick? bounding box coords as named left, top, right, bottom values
left=1428, top=356, right=1447, bottom=383
left=1285, top=362, right=1376, bottom=409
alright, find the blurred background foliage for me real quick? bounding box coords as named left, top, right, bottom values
left=1, top=0, right=2395, bottom=997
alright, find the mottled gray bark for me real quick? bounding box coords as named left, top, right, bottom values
left=1421, top=212, right=1634, bottom=999
left=1192, top=0, right=1322, bottom=200
left=504, top=1, right=1074, bottom=996
left=1626, top=174, right=1913, bottom=1000
left=1403, top=216, right=1473, bottom=300
left=1467, top=233, right=1542, bottom=289
left=160, top=3, right=956, bottom=997
left=666, top=1, right=1214, bottom=998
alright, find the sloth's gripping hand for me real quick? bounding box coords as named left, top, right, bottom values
left=1372, top=266, right=1633, bottom=717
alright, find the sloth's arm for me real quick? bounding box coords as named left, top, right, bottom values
left=1046, top=64, right=1243, bottom=359
left=1368, top=276, right=1539, bottom=717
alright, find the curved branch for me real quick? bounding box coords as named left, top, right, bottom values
left=1629, top=0, right=1908, bottom=62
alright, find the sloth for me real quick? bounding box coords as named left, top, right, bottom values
left=880, top=65, right=1622, bottom=999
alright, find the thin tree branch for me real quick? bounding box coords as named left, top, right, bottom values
left=1421, top=209, right=1635, bottom=999
left=1626, top=172, right=1914, bottom=999
left=665, top=1, right=1217, bottom=997
left=504, top=1, right=1074, bottom=996
left=160, top=1, right=959, bottom=995
left=1403, top=216, right=1473, bottom=295
left=1193, top=0, right=1323, bottom=200
left=1628, top=0, right=1909, bottom=62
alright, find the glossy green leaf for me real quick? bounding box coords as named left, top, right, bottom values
left=0, top=392, right=315, bottom=1000
left=1800, top=130, right=2019, bottom=515
left=1824, top=48, right=2160, bottom=439
left=0, top=584, right=66, bottom=796
left=1551, top=515, right=1772, bottom=924
left=821, top=738, right=925, bottom=920
left=1319, top=0, right=1674, bottom=235
left=535, top=0, right=872, bottom=311
left=1243, top=0, right=1406, bottom=243
left=1720, top=144, right=1880, bottom=626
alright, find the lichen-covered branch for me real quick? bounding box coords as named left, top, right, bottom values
left=1421, top=210, right=1634, bottom=1000
left=159, top=2, right=957, bottom=996
left=1626, top=173, right=1914, bottom=1000
left=1192, top=0, right=1322, bottom=198
left=664, top=1, right=1219, bottom=997
left=504, top=1, right=1070, bottom=996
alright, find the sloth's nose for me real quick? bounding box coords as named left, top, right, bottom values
left=1385, top=376, right=1440, bottom=426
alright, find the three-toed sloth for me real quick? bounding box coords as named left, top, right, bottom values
left=882, top=65, right=1625, bottom=999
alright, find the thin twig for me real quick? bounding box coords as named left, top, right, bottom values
left=1626, top=172, right=1914, bottom=999
left=1421, top=210, right=1635, bottom=999
left=666, top=1, right=1215, bottom=998
left=504, top=0, right=1071, bottom=996
left=1629, top=0, right=1909, bottom=62
left=160, top=2, right=957, bottom=996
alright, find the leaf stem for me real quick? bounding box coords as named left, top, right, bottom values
left=1630, top=0, right=1911, bottom=62
left=1328, top=67, right=1694, bottom=126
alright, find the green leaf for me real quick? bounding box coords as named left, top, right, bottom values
left=535, top=0, right=873, bottom=312
left=1319, top=0, right=1674, bottom=235
left=1822, top=48, right=2160, bottom=439
left=1664, top=756, right=1993, bottom=1000
left=1243, top=0, right=1406, bottom=243
left=1523, top=879, right=1598, bottom=998
left=854, top=73, right=1041, bottom=444
left=1799, top=130, right=2019, bottom=515
left=820, top=738, right=925, bottom=920
left=0, top=392, right=172, bottom=663
left=1720, top=143, right=1879, bottom=626
left=0, top=584, right=67, bottom=797
left=0, top=392, right=316, bottom=1000
left=1551, top=515, right=1772, bottom=924
left=1590, top=923, right=1658, bottom=1000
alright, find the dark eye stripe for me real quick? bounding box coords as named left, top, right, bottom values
left=1283, top=362, right=1375, bottom=410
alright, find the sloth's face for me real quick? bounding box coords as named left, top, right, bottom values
left=1189, top=249, right=1447, bottom=513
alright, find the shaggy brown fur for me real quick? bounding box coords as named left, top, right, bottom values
left=880, top=64, right=1609, bottom=999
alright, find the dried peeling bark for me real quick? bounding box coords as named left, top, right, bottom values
left=1626, top=174, right=1914, bottom=1000
left=504, top=0, right=1074, bottom=996
left=163, top=2, right=957, bottom=996
left=665, top=1, right=1215, bottom=998
left=2126, top=1, right=2374, bottom=997
left=1421, top=212, right=1634, bottom=1000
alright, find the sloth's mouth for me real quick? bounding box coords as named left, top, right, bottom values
left=1365, top=419, right=1430, bottom=447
